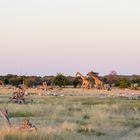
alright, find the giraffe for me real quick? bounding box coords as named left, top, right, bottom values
left=76, top=72, right=91, bottom=89
left=9, top=81, right=29, bottom=104
left=0, top=108, right=37, bottom=131
left=0, top=80, right=4, bottom=86
left=43, top=81, right=47, bottom=91
left=37, top=82, right=47, bottom=91
left=19, top=119, right=37, bottom=131
left=0, top=108, right=12, bottom=127
left=10, top=90, right=25, bottom=104
left=36, top=82, right=48, bottom=96
left=87, top=71, right=103, bottom=89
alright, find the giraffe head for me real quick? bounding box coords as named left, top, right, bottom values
left=87, top=71, right=98, bottom=76
left=87, top=71, right=92, bottom=77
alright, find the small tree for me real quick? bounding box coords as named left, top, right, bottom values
left=10, top=79, right=21, bottom=87
left=73, top=77, right=82, bottom=88
left=4, top=79, right=10, bottom=85
left=53, top=73, right=69, bottom=87
left=107, top=70, right=117, bottom=86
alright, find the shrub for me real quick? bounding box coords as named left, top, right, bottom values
left=72, top=77, right=82, bottom=88
left=131, top=83, right=139, bottom=90
left=4, top=79, right=10, bottom=85
left=53, top=73, right=69, bottom=87
left=116, top=78, right=131, bottom=88
left=10, top=79, right=23, bottom=87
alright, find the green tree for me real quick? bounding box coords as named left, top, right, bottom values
left=53, top=73, right=69, bottom=87
left=10, top=79, right=21, bottom=87
left=4, top=79, right=10, bottom=85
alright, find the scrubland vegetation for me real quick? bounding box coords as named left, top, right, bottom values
left=0, top=73, right=140, bottom=89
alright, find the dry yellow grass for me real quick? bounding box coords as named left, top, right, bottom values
left=0, top=87, right=140, bottom=140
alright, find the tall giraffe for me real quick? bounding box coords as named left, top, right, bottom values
left=76, top=72, right=91, bottom=89
left=87, top=72, right=103, bottom=89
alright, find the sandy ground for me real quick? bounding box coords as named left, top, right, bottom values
left=58, top=88, right=140, bottom=99
left=0, top=86, right=140, bottom=98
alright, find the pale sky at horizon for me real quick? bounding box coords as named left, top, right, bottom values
left=0, top=0, right=140, bottom=76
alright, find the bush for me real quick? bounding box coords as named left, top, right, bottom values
left=53, top=73, right=69, bottom=87
left=73, top=77, right=82, bottom=88
left=4, top=79, right=10, bottom=85
left=24, top=78, right=34, bottom=87
left=116, top=78, right=131, bottom=88
left=131, top=83, right=139, bottom=90
left=10, top=78, right=23, bottom=87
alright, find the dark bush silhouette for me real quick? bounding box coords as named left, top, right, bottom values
left=73, top=77, right=82, bottom=88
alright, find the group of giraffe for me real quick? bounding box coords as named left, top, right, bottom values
left=76, top=71, right=103, bottom=89
left=0, top=72, right=104, bottom=131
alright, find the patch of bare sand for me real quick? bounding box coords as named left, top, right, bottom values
left=0, top=86, right=140, bottom=98
left=61, top=87, right=139, bottom=94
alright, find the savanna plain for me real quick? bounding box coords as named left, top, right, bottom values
left=0, top=88, right=140, bottom=140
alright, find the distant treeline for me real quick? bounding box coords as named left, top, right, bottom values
left=0, top=73, right=140, bottom=89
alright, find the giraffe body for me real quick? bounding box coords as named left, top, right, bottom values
left=76, top=72, right=91, bottom=89
left=87, top=72, right=103, bottom=89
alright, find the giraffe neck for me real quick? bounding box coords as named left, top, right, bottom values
left=77, top=72, right=86, bottom=81
left=89, top=74, right=100, bottom=83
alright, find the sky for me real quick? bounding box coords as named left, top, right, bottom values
left=0, top=0, right=140, bottom=76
